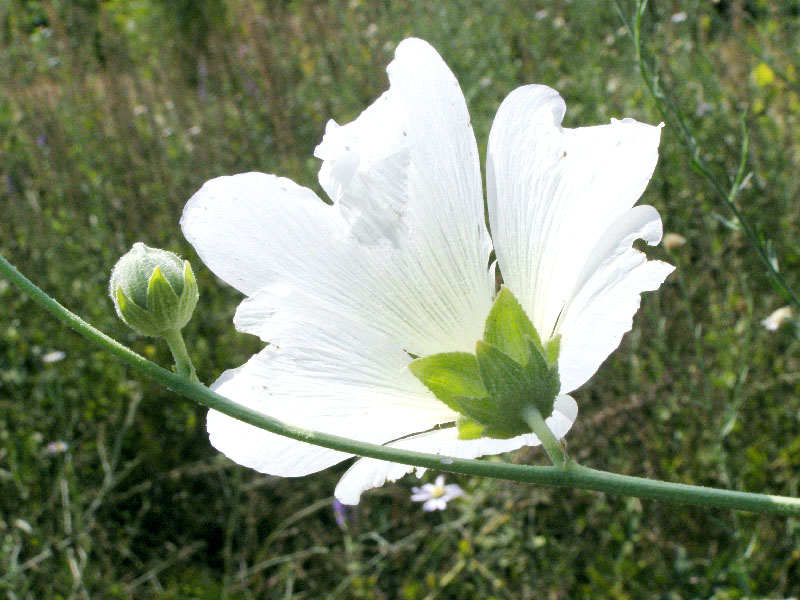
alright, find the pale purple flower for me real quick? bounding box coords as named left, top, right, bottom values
left=332, top=498, right=348, bottom=528
left=411, top=475, right=463, bottom=511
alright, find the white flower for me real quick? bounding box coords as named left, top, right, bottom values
left=44, top=440, right=69, bottom=455
left=42, top=350, right=66, bottom=363
left=181, top=39, right=673, bottom=505
left=411, top=475, right=463, bottom=512
left=761, top=306, right=793, bottom=331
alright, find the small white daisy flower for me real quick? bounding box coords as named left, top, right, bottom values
left=411, top=475, right=464, bottom=512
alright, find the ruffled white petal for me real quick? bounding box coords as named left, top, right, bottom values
left=313, top=38, right=494, bottom=354
left=207, top=320, right=458, bottom=477
left=181, top=173, right=332, bottom=297
left=182, top=39, right=494, bottom=362
left=557, top=206, right=674, bottom=392
left=334, top=395, right=577, bottom=504
left=486, top=84, right=670, bottom=393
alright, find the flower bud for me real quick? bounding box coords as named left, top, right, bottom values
left=109, top=243, right=199, bottom=337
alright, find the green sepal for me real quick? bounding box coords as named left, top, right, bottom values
left=115, top=284, right=165, bottom=337
left=473, top=341, right=534, bottom=437
left=147, top=266, right=180, bottom=326
left=544, top=334, right=561, bottom=367
left=456, top=416, right=485, bottom=440
left=409, top=287, right=561, bottom=440
left=453, top=394, right=529, bottom=439
left=522, top=337, right=560, bottom=418
left=176, top=261, right=199, bottom=330
left=483, top=287, right=543, bottom=364
left=409, top=352, right=487, bottom=413
left=475, top=341, right=529, bottom=409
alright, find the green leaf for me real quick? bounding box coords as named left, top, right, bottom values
left=409, top=352, right=487, bottom=413
left=483, top=287, right=543, bottom=364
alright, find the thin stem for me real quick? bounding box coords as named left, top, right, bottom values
left=613, top=0, right=800, bottom=310
left=522, top=405, right=567, bottom=468
left=162, top=327, right=198, bottom=382
left=3, top=249, right=800, bottom=516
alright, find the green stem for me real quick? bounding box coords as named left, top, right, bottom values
left=3, top=249, right=800, bottom=516
left=614, top=0, right=800, bottom=311
left=522, top=405, right=567, bottom=468
left=162, top=328, right=198, bottom=382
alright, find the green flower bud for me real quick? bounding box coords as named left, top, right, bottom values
left=109, top=243, right=199, bottom=337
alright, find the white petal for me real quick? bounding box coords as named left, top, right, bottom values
left=423, top=498, right=445, bottom=511
left=335, top=395, right=577, bottom=504
left=310, top=37, right=495, bottom=354
left=207, top=320, right=457, bottom=477
left=184, top=52, right=496, bottom=355
left=486, top=85, right=669, bottom=392
left=181, top=172, right=339, bottom=297
left=442, top=485, right=464, bottom=501
left=556, top=206, right=674, bottom=392
left=315, top=94, right=410, bottom=247
left=411, top=490, right=432, bottom=501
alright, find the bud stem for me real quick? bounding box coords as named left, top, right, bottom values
left=162, top=328, right=198, bottom=382
left=523, top=405, right=567, bottom=468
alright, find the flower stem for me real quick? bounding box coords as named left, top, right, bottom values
left=162, top=328, right=198, bottom=382
left=522, top=405, right=567, bottom=468
left=4, top=249, right=800, bottom=516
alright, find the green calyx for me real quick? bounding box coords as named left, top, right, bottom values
left=410, top=287, right=561, bottom=440
left=110, top=243, right=199, bottom=337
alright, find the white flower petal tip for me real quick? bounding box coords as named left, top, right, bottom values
left=410, top=475, right=464, bottom=511
left=761, top=306, right=794, bottom=331
left=184, top=36, right=668, bottom=505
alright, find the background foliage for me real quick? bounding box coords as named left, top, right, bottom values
left=3, top=0, right=800, bottom=597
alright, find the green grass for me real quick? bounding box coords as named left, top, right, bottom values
left=3, top=0, right=800, bottom=597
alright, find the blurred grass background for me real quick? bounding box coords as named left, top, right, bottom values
left=3, top=0, right=800, bottom=597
